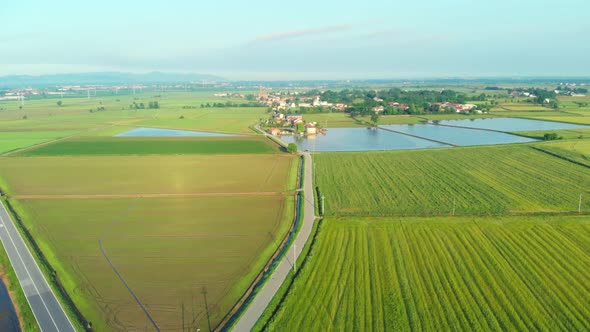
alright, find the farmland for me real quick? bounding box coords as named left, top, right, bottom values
left=0, top=91, right=265, bottom=139
left=0, top=154, right=296, bottom=196
left=265, top=216, right=590, bottom=331
left=0, top=130, right=80, bottom=154
left=13, top=195, right=294, bottom=331
left=0, top=149, right=298, bottom=331
left=14, top=137, right=278, bottom=156
left=3, top=86, right=590, bottom=331
left=314, top=145, right=590, bottom=216
left=516, top=128, right=590, bottom=140
left=533, top=140, right=590, bottom=168
left=0, top=90, right=301, bottom=331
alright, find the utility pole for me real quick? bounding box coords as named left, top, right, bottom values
left=452, top=198, right=456, bottom=216
left=579, top=194, right=583, bottom=213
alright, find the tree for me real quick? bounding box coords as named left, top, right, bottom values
left=57, top=101, right=62, bottom=107
left=543, top=133, right=561, bottom=141
left=287, top=143, right=298, bottom=154
left=371, top=112, right=380, bottom=125
left=297, top=123, right=304, bottom=133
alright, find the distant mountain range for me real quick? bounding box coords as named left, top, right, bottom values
left=0, top=72, right=225, bottom=88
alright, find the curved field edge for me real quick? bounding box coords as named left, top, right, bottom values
left=264, top=216, right=590, bottom=331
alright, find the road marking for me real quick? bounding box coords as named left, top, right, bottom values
left=0, top=210, right=61, bottom=331
left=0, top=202, right=77, bottom=331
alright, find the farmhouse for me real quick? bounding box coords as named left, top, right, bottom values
left=268, top=128, right=281, bottom=136
left=305, top=123, right=317, bottom=135
left=286, top=114, right=303, bottom=124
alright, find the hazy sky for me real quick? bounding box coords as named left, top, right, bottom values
left=1, top=0, right=589, bottom=79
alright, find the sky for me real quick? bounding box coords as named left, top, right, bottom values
left=1, top=0, right=589, bottom=80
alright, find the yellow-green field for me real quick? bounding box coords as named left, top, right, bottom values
left=314, top=145, right=590, bottom=216
left=264, top=216, right=590, bottom=331
left=0, top=154, right=296, bottom=196
left=13, top=195, right=294, bottom=331
left=0, top=150, right=298, bottom=331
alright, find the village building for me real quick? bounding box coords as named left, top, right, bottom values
left=268, top=128, right=281, bottom=136
left=304, top=123, right=317, bottom=135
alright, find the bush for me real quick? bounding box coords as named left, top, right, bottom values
left=287, top=143, right=298, bottom=154
left=543, top=133, right=561, bottom=141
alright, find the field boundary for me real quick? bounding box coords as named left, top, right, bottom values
left=215, top=155, right=304, bottom=331
left=0, top=196, right=90, bottom=331
left=377, top=126, right=457, bottom=147
left=531, top=146, right=590, bottom=170
left=326, top=210, right=590, bottom=218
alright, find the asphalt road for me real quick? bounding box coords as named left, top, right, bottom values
left=0, top=201, right=77, bottom=332
left=232, top=152, right=316, bottom=331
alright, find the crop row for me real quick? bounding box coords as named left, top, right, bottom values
left=314, top=145, right=590, bottom=216
left=265, top=217, right=590, bottom=331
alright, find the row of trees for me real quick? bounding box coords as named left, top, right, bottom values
left=128, top=101, right=160, bottom=109
left=197, top=102, right=260, bottom=108
left=304, top=88, right=471, bottom=106
left=556, top=86, right=588, bottom=94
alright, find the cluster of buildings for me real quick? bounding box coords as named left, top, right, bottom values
left=213, top=92, right=245, bottom=98
left=0, top=88, right=42, bottom=101
left=266, top=113, right=319, bottom=136
left=371, top=101, right=480, bottom=114
left=258, top=87, right=350, bottom=112
left=433, top=102, right=480, bottom=113
left=372, top=102, right=411, bottom=113
left=555, top=90, right=586, bottom=97
left=510, top=91, right=539, bottom=98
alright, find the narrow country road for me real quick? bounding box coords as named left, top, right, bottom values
left=0, top=201, right=77, bottom=332
left=232, top=152, right=316, bottom=331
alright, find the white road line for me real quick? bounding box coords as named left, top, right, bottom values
left=0, top=217, right=45, bottom=331
left=0, top=211, right=60, bottom=331
left=0, top=201, right=77, bottom=331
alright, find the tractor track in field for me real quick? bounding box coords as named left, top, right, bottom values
left=12, top=191, right=295, bottom=199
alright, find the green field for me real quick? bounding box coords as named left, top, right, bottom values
left=533, top=140, right=590, bottom=168
left=515, top=128, right=590, bottom=140
left=530, top=116, right=590, bottom=125
left=0, top=130, right=80, bottom=154
left=15, top=137, right=278, bottom=156
left=265, top=216, right=590, bottom=331
left=13, top=195, right=294, bottom=331
left=314, top=145, right=590, bottom=216
left=0, top=91, right=264, bottom=145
